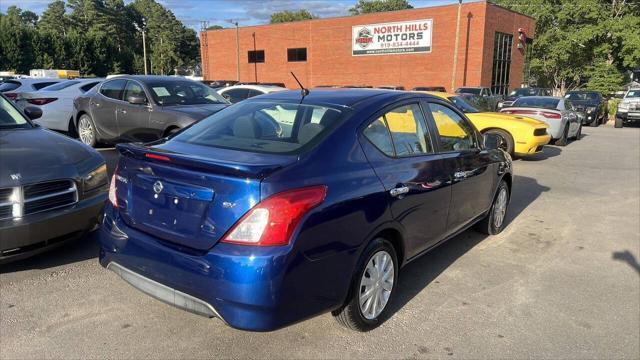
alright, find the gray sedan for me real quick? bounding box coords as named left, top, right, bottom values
left=500, top=96, right=582, bottom=146
left=72, top=75, right=229, bottom=147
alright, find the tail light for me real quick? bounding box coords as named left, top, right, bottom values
left=4, top=93, right=17, bottom=101
left=26, top=98, right=58, bottom=105
left=222, top=185, right=327, bottom=246
left=108, top=173, right=118, bottom=207
left=541, top=111, right=561, bottom=119
left=145, top=153, right=171, bottom=162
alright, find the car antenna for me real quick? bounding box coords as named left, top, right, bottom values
left=290, top=71, right=309, bottom=98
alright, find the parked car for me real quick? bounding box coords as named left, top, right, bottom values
left=100, top=89, right=513, bottom=332
left=217, top=84, right=286, bottom=103
left=498, top=87, right=552, bottom=109
left=413, top=86, right=446, bottom=92
left=73, top=75, right=229, bottom=147
left=564, top=90, right=607, bottom=127
left=455, top=86, right=503, bottom=111
left=0, top=78, right=64, bottom=101
left=15, top=78, right=103, bottom=133
left=424, top=91, right=550, bottom=157
left=376, top=85, right=405, bottom=90
left=614, top=88, right=640, bottom=128
left=501, top=96, right=582, bottom=146
left=0, top=93, right=107, bottom=263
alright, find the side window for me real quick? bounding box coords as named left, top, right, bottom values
left=100, top=79, right=127, bottom=100
left=247, top=89, right=265, bottom=98
left=80, top=82, right=99, bottom=93
left=363, top=104, right=432, bottom=157
left=33, top=82, right=59, bottom=90
left=123, top=81, right=146, bottom=101
left=428, top=102, right=478, bottom=152
left=222, top=88, right=249, bottom=103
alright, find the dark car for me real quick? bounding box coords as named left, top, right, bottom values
left=0, top=94, right=107, bottom=263
left=100, top=89, right=512, bottom=332
left=413, top=86, right=447, bottom=92
left=564, top=90, right=607, bottom=127
left=498, top=87, right=552, bottom=109
left=72, top=75, right=230, bottom=147
left=455, top=87, right=503, bottom=111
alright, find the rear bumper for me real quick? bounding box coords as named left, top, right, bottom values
left=0, top=193, right=106, bottom=263
left=514, top=134, right=551, bottom=156
left=99, top=205, right=347, bottom=331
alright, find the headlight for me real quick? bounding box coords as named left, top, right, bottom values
left=587, top=106, right=596, bottom=113
left=83, top=164, right=108, bottom=192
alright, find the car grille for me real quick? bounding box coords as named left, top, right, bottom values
left=534, top=128, right=547, bottom=136
left=0, top=180, right=77, bottom=220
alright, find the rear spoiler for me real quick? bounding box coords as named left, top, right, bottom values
left=116, top=143, right=292, bottom=179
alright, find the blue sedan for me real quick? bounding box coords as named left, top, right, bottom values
left=99, top=89, right=512, bottom=331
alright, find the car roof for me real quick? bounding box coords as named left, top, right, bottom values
left=107, top=75, right=199, bottom=83
left=220, top=84, right=286, bottom=92
left=254, top=88, right=433, bottom=108
left=515, top=96, right=562, bottom=100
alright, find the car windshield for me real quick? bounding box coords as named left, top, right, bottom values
left=457, top=88, right=481, bottom=95
left=147, top=80, right=229, bottom=106
left=513, top=97, right=560, bottom=110
left=0, top=81, right=20, bottom=92
left=448, top=96, right=480, bottom=113
left=626, top=90, right=640, bottom=98
left=0, top=96, right=31, bottom=129
left=510, top=88, right=539, bottom=97
left=565, top=92, right=599, bottom=101
left=40, top=80, right=80, bottom=91
left=173, top=101, right=344, bottom=154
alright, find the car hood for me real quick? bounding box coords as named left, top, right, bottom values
left=162, top=104, right=228, bottom=120
left=468, top=112, right=548, bottom=127
left=0, top=128, right=103, bottom=188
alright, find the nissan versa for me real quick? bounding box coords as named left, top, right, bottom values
left=0, top=93, right=108, bottom=263
left=100, top=89, right=513, bottom=331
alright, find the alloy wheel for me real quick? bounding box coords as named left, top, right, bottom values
left=359, top=250, right=394, bottom=320
left=493, top=187, right=508, bottom=229
left=78, top=117, right=94, bottom=146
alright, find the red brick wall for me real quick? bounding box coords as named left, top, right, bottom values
left=201, top=1, right=535, bottom=92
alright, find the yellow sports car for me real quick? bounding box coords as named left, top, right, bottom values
left=423, top=92, right=551, bottom=157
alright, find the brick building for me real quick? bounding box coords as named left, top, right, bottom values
left=200, top=1, right=535, bottom=95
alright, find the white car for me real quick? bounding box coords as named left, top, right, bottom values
left=15, top=79, right=103, bottom=132
left=615, top=88, right=640, bottom=128
left=217, top=84, right=286, bottom=103
left=0, top=78, right=64, bottom=101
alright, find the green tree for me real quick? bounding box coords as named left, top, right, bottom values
left=206, top=25, right=224, bottom=30
left=269, top=9, right=316, bottom=23
left=349, top=0, right=413, bottom=15
left=39, top=0, right=70, bottom=35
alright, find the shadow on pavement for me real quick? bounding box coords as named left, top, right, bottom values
left=520, top=146, right=561, bottom=162
left=385, top=175, right=549, bottom=321
left=613, top=250, right=640, bottom=275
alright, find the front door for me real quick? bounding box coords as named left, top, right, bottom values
left=425, top=101, right=495, bottom=235
left=117, top=80, right=152, bottom=142
left=359, top=102, right=452, bottom=258
left=92, top=79, right=127, bottom=140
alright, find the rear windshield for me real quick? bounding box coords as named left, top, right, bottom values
left=513, top=97, right=560, bottom=110
left=625, top=90, right=640, bottom=98
left=173, top=101, right=344, bottom=154
left=510, top=88, right=540, bottom=97
left=40, top=80, right=80, bottom=91
left=448, top=96, right=479, bottom=113
left=33, top=82, right=60, bottom=90
left=565, top=92, right=599, bottom=101
left=0, top=81, right=21, bottom=92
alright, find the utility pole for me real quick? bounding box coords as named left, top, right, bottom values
left=252, top=32, right=257, bottom=82
left=226, top=19, right=240, bottom=81
left=142, top=30, right=148, bottom=75
left=451, top=0, right=462, bottom=92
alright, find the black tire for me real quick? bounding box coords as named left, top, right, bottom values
left=574, top=124, right=582, bottom=140
left=476, top=180, right=510, bottom=235
left=614, top=117, right=623, bottom=128
left=590, top=117, right=599, bottom=127
left=555, top=124, right=569, bottom=146
left=484, top=129, right=514, bottom=156
left=333, top=238, right=399, bottom=332
left=77, top=114, right=98, bottom=147
left=68, top=118, right=78, bottom=138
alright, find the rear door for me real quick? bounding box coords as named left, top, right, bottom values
left=425, top=100, right=495, bottom=235
left=117, top=80, right=152, bottom=142
left=93, top=79, right=127, bottom=139
left=359, top=101, right=451, bottom=258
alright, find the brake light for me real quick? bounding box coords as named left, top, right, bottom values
left=541, top=111, right=561, bottom=119
left=108, top=173, right=118, bottom=207
left=26, top=98, right=57, bottom=105
left=145, top=153, right=171, bottom=162
left=222, top=185, right=328, bottom=246
left=4, top=93, right=17, bottom=101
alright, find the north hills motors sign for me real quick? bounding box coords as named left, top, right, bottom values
left=352, top=19, right=433, bottom=56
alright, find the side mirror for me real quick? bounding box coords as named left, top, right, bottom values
left=127, top=95, right=147, bottom=105
left=24, top=106, right=43, bottom=120
left=484, top=133, right=500, bottom=150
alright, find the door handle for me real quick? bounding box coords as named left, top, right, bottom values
left=390, top=186, right=409, bottom=197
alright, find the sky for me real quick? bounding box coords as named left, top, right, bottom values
left=3, top=0, right=474, bottom=31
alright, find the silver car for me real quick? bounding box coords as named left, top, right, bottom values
left=500, top=96, right=582, bottom=146
left=615, top=88, right=640, bottom=128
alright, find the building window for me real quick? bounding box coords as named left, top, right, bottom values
left=287, top=48, right=307, bottom=62
left=248, top=50, right=265, bottom=63
left=491, top=32, right=513, bottom=96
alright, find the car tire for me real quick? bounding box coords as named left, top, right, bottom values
left=574, top=124, right=582, bottom=140
left=590, top=117, right=599, bottom=127
left=484, top=129, right=514, bottom=156
left=555, top=124, right=569, bottom=146
left=614, top=117, right=623, bottom=128
left=476, top=180, right=510, bottom=235
left=77, top=114, right=98, bottom=147
left=333, top=238, right=398, bottom=332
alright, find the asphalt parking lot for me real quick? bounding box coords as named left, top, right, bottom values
left=1, top=123, right=638, bottom=359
